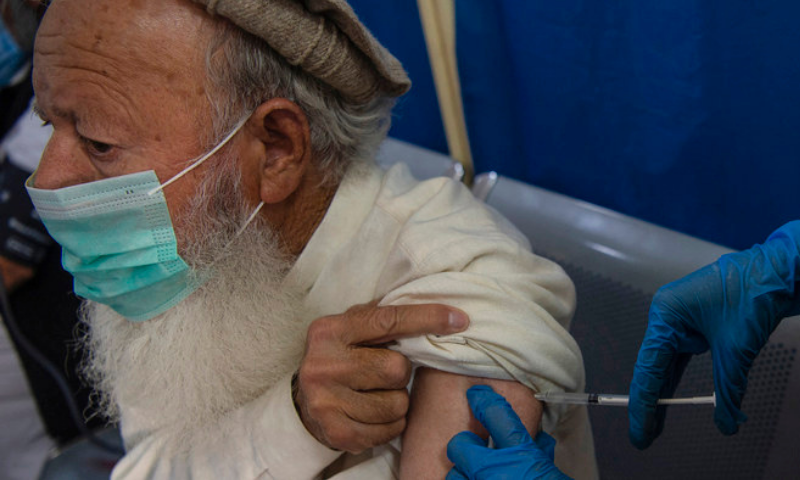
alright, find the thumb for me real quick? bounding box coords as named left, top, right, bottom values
left=711, top=348, right=750, bottom=435
left=467, top=385, right=533, bottom=449
left=445, top=468, right=470, bottom=480
left=447, top=431, right=487, bottom=474
left=533, top=431, right=557, bottom=461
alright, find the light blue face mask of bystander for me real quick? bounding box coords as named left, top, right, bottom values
left=26, top=117, right=263, bottom=321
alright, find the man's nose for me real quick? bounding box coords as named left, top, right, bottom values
left=33, top=136, right=93, bottom=189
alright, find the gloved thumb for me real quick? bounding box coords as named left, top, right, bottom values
left=533, top=431, right=557, bottom=461
left=712, top=349, right=749, bottom=435
left=445, top=468, right=469, bottom=480
left=467, top=385, right=533, bottom=449
left=447, top=430, right=488, bottom=472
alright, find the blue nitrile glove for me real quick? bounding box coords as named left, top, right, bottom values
left=446, top=385, right=572, bottom=480
left=629, top=221, right=800, bottom=449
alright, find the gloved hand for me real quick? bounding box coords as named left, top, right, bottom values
left=629, top=221, right=800, bottom=449
left=446, top=385, right=572, bottom=480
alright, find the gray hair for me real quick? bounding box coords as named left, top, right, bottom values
left=204, top=20, right=397, bottom=186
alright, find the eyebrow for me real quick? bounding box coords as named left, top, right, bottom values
left=31, top=98, right=72, bottom=122
left=31, top=99, right=43, bottom=118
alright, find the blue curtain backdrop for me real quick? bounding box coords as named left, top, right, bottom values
left=346, top=1, right=799, bottom=250
left=348, top=0, right=448, bottom=155
left=456, top=1, right=800, bottom=250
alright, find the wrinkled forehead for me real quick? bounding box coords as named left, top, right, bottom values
left=35, top=0, right=216, bottom=84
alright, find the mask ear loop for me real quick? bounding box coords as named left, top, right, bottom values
left=147, top=116, right=250, bottom=196
left=210, top=200, right=264, bottom=264
left=236, top=201, right=265, bottom=237
left=144, top=115, right=265, bottom=252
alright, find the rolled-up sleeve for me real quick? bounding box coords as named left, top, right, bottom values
left=382, top=235, right=582, bottom=392
left=374, top=178, right=584, bottom=430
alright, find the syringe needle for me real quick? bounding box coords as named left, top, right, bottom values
left=534, top=392, right=716, bottom=407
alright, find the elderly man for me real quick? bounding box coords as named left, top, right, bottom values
left=27, top=0, right=595, bottom=478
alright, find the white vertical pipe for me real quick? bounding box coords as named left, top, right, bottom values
left=417, top=0, right=474, bottom=184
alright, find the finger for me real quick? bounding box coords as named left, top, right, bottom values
left=466, top=385, right=532, bottom=449
left=629, top=351, right=672, bottom=449
left=345, top=348, right=412, bottom=390
left=299, top=340, right=412, bottom=392
left=533, top=431, right=557, bottom=461
left=446, top=431, right=487, bottom=472
left=648, top=352, right=692, bottom=441
left=342, top=389, right=409, bottom=425
left=628, top=299, right=694, bottom=449
left=711, top=346, right=751, bottom=435
left=445, top=468, right=470, bottom=480
left=342, top=304, right=469, bottom=345
left=323, top=415, right=407, bottom=453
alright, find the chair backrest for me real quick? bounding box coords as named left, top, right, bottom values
left=38, top=427, right=123, bottom=480
left=375, top=137, right=465, bottom=182
left=474, top=172, right=800, bottom=480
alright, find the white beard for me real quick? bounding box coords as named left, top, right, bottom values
left=79, top=153, right=308, bottom=450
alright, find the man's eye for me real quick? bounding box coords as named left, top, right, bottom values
left=89, top=140, right=112, bottom=154
left=80, top=136, right=114, bottom=156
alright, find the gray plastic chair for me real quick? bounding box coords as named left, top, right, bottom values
left=38, top=427, right=123, bottom=480
left=474, top=172, right=800, bottom=479
left=376, top=137, right=464, bottom=182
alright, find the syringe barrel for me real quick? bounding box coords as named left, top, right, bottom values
left=596, top=394, right=630, bottom=406
left=535, top=391, right=716, bottom=407
left=535, top=392, right=592, bottom=405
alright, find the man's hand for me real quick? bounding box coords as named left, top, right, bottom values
left=629, top=221, right=800, bottom=449
left=294, top=303, right=470, bottom=453
left=446, top=385, right=571, bottom=480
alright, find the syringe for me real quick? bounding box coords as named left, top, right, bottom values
left=535, top=392, right=716, bottom=407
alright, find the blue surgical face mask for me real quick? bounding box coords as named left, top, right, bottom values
left=0, top=19, right=26, bottom=87
left=26, top=117, right=263, bottom=321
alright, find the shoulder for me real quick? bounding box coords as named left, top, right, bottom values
left=374, top=164, right=531, bottom=269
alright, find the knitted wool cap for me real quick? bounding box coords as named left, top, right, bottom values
left=192, top=0, right=411, bottom=103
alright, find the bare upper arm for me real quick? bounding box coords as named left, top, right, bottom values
left=399, top=367, right=542, bottom=480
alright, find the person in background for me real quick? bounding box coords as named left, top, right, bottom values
left=447, top=221, right=800, bottom=479
left=0, top=106, right=62, bottom=480
left=0, top=0, right=39, bottom=137
left=1, top=2, right=110, bottom=478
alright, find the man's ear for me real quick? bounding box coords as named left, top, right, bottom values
left=246, top=98, right=311, bottom=205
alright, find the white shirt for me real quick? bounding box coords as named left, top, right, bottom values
left=112, top=163, right=598, bottom=479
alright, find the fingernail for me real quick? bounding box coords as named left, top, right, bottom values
left=448, top=311, right=469, bottom=330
